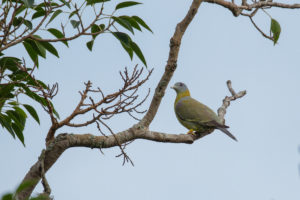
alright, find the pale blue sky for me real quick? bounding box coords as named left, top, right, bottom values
left=1, top=0, right=300, bottom=200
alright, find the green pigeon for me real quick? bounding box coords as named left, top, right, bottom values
left=171, top=82, right=237, bottom=141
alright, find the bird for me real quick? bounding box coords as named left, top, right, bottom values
left=171, top=82, right=237, bottom=141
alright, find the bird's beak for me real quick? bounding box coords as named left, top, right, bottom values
left=170, top=85, right=175, bottom=90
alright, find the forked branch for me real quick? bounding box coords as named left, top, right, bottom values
left=45, top=65, right=152, bottom=144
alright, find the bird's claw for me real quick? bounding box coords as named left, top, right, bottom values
left=186, top=129, right=196, bottom=136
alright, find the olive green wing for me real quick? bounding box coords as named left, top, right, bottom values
left=175, top=97, right=237, bottom=141
left=175, top=97, right=220, bottom=124
left=175, top=98, right=237, bottom=141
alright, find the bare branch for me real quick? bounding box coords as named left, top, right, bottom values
left=218, top=80, right=246, bottom=124
left=248, top=16, right=273, bottom=41
left=45, top=66, right=152, bottom=144
left=98, top=119, right=134, bottom=166
left=243, top=1, right=300, bottom=10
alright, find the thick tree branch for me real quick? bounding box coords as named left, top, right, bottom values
left=17, top=130, right=193, bottom=199
left=140, top=0, right=203, bottom=128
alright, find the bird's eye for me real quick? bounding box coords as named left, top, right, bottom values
left=179, top=83, right=183, bottom=86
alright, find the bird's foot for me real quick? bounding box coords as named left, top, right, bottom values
left=186, top=129, right=196, bottom=135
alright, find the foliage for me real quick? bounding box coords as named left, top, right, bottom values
left=270, top=18, right=281, bottom=45
left=0, top=0, right=151, bottom=145
left=1, top=180, right=49, bottom=200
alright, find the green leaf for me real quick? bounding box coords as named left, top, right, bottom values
left=113, top=17, right=134, bottom=34
left=8, top=101, right=19, bottom=106
left=13, top=17, right=22, bottom=27
left=112, top=32, right=148, bottom=62
left=47, top=28, right=68, bottom=47
left=13, top=106, right=27, bottom=126
left=99, top=24, right=105, bottom=31
left=91, top=24, right=101, bottom=39
left=121, top=42, right=133, bottom=60
left=0, top=84, right=14, bottom=98
left=30, top=35, right=47, bottom=58
left=0, top=57, right=21, bottom=72
left=23, top=0, right=34, bottom=8
left=130, top=41, right=147, bottom=66
left=29, top=195, right=49, bottom=200
left=23, top=104, right=40, bottom=124
left=24, top=20, right=33, bottom=30
left=86, top=0, right=110, bottom=6
left=50, top=102, right=60, bottom=119
left=32, top=10, right=46, bottom=20
left=8, top=70, right=28, bottom=82
left=1, top=193, right=13, bottom=200
left=35, top=2, right=59, bottom=10
left=16, top=180, right=37, bottom=194
left=34, top=41, right=46, bottom=58
left=6, top=110, right=25, bottom=131
left=112, top=31, right=131, bottom=47
left=12, top=122, right=25, bottom=145
left=120, top=16, right=141, bottom=31
left=58, top=0, right=71, bottom=9
left=21, top=86, right=59, bottom=119
left=39, top=41, right=59, bottom=58
left=46, top=9, right=62, bottom=27
left=132, top=16, right=152, bottom=33
left=70, top=20, right=80, bottom=29
left=115, top=1, right=141, bottom=10
left=23, top=41, right=39, bottom=66
left=86, top=40, right=94, bottom=51
left=0, top=114, right=15, bottom=138
left=270, top=18, right=281, bottom=45
left=68, top=10, right=78, bottom=19
left=12, top=17, right=33, bottom=30
left=24, top=39, right=46, bottom=58
left=22, top=86, right=47, bottom=106
left=36, top=80, right=48, bottom=89
left=16, top=5, right=27, bottom=16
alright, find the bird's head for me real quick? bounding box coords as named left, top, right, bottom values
left=171, top=82, right=189, bottom=94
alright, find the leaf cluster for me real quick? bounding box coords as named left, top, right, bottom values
left=0, top=0, right=152, bottom=145
left=1, top=180, right=49, bottom=200
left=0, top=56, right=45, bottom=145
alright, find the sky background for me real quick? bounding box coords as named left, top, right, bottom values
left=1, top=0, right=300, bottom=199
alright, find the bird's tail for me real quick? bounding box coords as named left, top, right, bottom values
left=217, top=127, right=238, bottom=141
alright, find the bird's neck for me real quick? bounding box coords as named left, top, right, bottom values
left=175, top=90, right=191, bottom=104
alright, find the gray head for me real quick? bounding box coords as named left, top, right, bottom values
left=171, top=82, right=189, bottom=93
